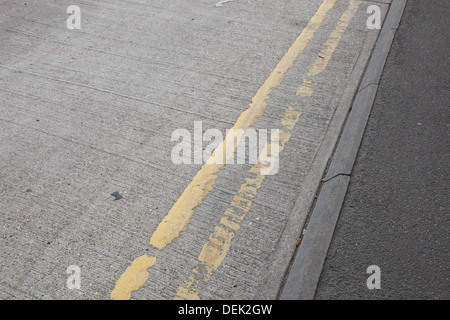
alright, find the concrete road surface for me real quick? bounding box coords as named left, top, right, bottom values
left=0, top=0, right=389, bottom=299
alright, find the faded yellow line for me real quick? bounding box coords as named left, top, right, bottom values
left=308, top=0, right=360, bottom=77
left=175, top=0, right=361, bottom=300
left=110, top=255, right=157, bottom=300
left=297, top=79, right=315, bottom=97
left=175, top=106, right=301, bottom=300
left=298, top=0, right=361, bottom=95
left=110, top=0, right=339, bottom=300
left=149, top=0, right=340, bottom=251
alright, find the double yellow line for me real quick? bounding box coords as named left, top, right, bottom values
left=110, top=0, right=360, bottom=300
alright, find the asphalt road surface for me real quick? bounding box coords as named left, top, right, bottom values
left=315, top=0, right=450, bottom=299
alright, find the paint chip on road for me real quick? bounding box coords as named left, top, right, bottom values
left=214, top=0, right=234, bottom=7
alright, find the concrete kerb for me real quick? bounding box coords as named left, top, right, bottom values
left=279, top=0, right=408, bottom=300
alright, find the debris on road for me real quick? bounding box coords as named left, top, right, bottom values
left=111, top=192, right=123, bottom=201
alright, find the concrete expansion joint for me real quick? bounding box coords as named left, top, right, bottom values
left=357, top=82, right=378, bottom=94
left=380, top=25, right=401, bottom=37
left=321, top=173, right=352, bottom=183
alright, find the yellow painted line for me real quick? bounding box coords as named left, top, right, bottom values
left=175, top=106, right=302, bottom=300
left=308, top=0, right=361, bottom=77
left=297, top=0, right=360, bottom=96
left=149, top=0, right=340, bottom=251
left=297, top=79, right=315, bottom=97
left=110, top=255, right=157, bottom=300
left=174, top=0, right=361, bottom=300
left=110, top=0, right=340, bottom=300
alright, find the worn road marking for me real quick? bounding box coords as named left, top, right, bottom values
left=110, top=0, right=339, bottom=300
left=298, top=0, right=361, bottom=95
left=174, top=0, right=361, bottom=300
left=110, top=255, right=157, bottom=300
left=308, top=0, right=360, bottom=77
left=214, top=0, right=234, bottom=7
left=175, top=106, right=302, bottom=300
left=150, top=0, right=339, bottom=252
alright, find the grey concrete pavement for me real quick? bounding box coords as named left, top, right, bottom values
left=1, top=0, right=388, bottom=299
left=315, top=0, right=450, bottom=299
